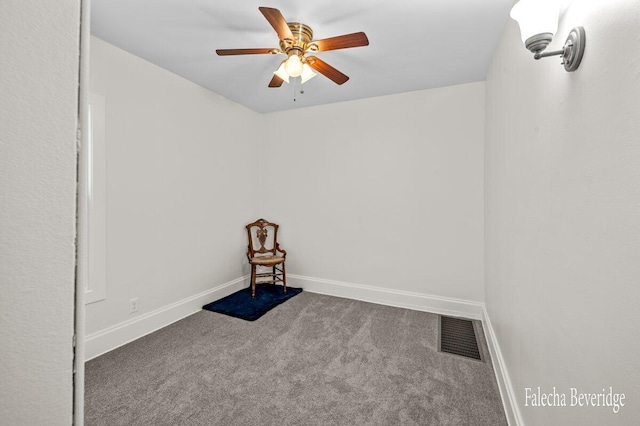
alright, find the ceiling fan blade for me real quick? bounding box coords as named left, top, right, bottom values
left=306, top=56, right=349, bottom=85
left=268, top=74, right=285, bottom=88
left=259, top=7, right=294, bottom=40
left=313, top=32, right=369, bottom=52
left=216, top=48, right=276, bottom=56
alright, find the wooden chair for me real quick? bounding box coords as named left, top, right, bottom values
left=246, top=218, right=287, bottom=298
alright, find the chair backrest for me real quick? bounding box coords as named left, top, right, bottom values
left=246, top=218, right=279, bottom=257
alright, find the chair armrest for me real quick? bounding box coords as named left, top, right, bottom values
left=276, top=243, right=287, bottom=257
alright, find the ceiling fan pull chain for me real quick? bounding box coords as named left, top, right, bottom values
left=293, top=78, right=297, bottom=102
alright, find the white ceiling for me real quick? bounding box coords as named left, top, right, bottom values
left=91, top=0, right=514, bottom=113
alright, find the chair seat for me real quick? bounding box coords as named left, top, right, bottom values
left=250, top=255, right=285, bottom=266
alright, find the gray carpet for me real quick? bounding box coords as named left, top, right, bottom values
left=85, top=292, right=507, bottom=425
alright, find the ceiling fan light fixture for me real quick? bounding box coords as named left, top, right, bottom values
left=284, top=54, right=303, bottom=77
left=300, top=63, right=316, bottom=84
left=274, top=62, right=289, bottom=83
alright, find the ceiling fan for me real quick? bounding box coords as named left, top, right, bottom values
left=216, top=7, right=369, bottom=88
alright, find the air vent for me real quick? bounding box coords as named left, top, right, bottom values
left=438, top=316, right=483, bottom=361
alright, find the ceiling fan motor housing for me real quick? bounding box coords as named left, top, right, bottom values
left=280, top=22, right=317, bottom=57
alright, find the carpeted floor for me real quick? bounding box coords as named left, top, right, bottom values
left=85, top=292, right=507, bottom=425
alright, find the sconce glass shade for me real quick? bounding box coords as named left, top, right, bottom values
left=273, top=62, right=290, bottom=83
left=300, top=63, right=317, bottom=84
left=510, top=0, right=560, bottom=45
left=284, top=54, right=303, bottom=77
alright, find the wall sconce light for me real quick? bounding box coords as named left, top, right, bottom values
left=510, top=0, right=585, bottom=72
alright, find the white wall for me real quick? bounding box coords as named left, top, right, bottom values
left=86, top=37, right=260, bottom=337
left=485, top=0, right=640, bottom=424
left=261, top=82, right=485, bottom=302
left=85, top=41, right=485, bottom=355
left=0, top=1, right=79, bottom=424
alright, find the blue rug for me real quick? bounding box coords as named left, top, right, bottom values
left=202, top=284, right=302, bottom=321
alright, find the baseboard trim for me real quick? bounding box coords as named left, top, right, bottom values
left=482, top=305, right=523, bottom=426
left=288, top=274, right=484, bottom=320
left=84, top=275, right=249, bottom=361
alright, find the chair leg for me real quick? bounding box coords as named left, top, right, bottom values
left=272, top=265, right=276, bottom=287
left=251, top=265, right=256, bottom=298
left=282, top=262, right=287, bottom=294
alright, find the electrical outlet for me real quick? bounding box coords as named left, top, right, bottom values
left=129, top=297, right=139, bottom=314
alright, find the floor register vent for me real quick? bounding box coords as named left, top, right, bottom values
left=438, top=315, right=483, bottom=361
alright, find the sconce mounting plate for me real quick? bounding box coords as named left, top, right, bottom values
left=562, top=26, right=585, bottom=72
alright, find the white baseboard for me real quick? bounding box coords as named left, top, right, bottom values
left=84, top=276, right=249, bottom=361
left=482, top=305, right=523, bottom=426
left=288, top=274, right=484, bottom=320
